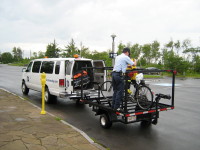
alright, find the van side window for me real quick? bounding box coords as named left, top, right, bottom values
left=41, top=61, right=54, bottom=74
left=55, top=61, right=60, bottom=74
left=66, top=61, right=72, bottom=75
left=32, top=61, right=41, bottom=73
left=26, top=62, right=33, bottom=72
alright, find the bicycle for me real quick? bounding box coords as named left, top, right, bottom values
left=100, top=73, right=153, bottom=110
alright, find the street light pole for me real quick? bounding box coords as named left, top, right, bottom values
left=111, top=34, right=116, bottom=66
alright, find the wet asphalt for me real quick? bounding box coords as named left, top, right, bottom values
left=0, top=64, right=200, bottom=150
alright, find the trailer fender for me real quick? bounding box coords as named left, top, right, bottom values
left=94, top=109, right=117, bottom=121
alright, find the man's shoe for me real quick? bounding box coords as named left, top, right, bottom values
left=116, top=108, right=124, bottom=112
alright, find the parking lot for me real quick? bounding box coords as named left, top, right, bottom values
left=0, top=64, right=200, bottom=150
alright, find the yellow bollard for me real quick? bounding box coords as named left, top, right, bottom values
left=40, top=72, right=46, bottom=115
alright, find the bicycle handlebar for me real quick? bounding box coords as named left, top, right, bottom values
left=156, top=93, right=171, bottom=100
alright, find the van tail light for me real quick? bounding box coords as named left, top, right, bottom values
left=59, top=79, right=65, bottom=87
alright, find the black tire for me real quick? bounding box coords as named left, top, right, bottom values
left=141, top=120, right=152, bottom=127
left=100, top=114, right=112, bottom=129
left=100, top=81, right=113, bottom=98
left=45, top=87, right=57, bottom=104
left=22, top=81, right=29, bottom=95
left=75, top=99, right=84, bottom=106
left=135, top=85, right=153, bottom=110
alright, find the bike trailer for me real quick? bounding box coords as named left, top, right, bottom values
left=80, top=68, right=176, bottom=128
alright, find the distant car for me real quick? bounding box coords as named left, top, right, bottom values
left=145, top=67, right=160, bottom=75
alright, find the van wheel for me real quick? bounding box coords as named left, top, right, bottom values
left=76, top=99, right=84, bottom=105
left=22, top=81, right=29, bottom=95
left=100, top=114, right=112, bottom=129
left=45, top=87, right=57, bottom=104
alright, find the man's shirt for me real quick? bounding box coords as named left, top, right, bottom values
left=113, top=53, right=134, bottom=73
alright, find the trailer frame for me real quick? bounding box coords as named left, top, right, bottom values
left=77, top=67, right=176, bottom=128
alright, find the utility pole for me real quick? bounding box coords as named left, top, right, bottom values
left=30, top=50, right=32, bottom=59
left=111, top=34, right=116, bottom=66
left=80, top=42, right=82, bottom=57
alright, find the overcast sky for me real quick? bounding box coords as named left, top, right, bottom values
left=0, top=0, right=200, bottom=57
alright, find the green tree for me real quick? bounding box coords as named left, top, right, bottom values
left=32, top=52, right=37, bottom=59
left=151, top=41, right=161, bottom=63
left=183, top=47, right=200, bottom=72
left=38, top=51, right=45, bottom=58
left=165, top=39, right=174, bottom=51
left=79, top=43, right=90, bottom=58
left=63, top=39, right=79, bottom=57
left=0, top=52, right=1, bottom=62
left=130, top=43, right=141, bottom=59
left=117, top=42, right=126, bottom=54
left=141, top=44, right=151, bottom=64
left=174, top=40, right=181, bottom=54
left=45, top=40, right=60, bottom=58
left=193, top=55, right=200, bottom=73
left=1, top=52, right=13, bottom=64
left=90, top=51, right=112, bottom=66
left=182, top=39, right=191, bottom=50
left=12, top=47, right=23, bottom=61
left=162, top=48, right=190, bottom=74
left=139, top=57, right=147, bottom=66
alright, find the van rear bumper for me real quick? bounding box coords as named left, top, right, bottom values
left=59, top=89, right=99, bottom=98
left=59, top=92, right=76, bottom=98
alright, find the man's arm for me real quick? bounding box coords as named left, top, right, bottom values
left=126, top=57, right=137, bottom=66
left=133, top=59, right=137, bottom=66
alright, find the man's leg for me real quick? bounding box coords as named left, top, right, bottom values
left=112, top=73, right=117, bottom=109
left=114, top=76, right=124, bottom=109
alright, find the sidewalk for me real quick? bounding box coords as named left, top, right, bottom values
left=0, top=89, right=104, bottom=150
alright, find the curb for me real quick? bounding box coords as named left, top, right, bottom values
left=0, top=88, right=106, bottom=150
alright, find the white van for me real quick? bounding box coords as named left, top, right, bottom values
left=21, top=57, right=105, bottom=103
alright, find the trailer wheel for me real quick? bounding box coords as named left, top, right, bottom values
left=100, top=114, right=112, bottom=129
left=140, top=120, right=152, bottom=127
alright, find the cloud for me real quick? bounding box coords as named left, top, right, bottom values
left=0, top=0, right=200, bottom=57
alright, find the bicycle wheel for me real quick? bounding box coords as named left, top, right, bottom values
left=100, top=81, right=113, bottom=98
left=135, top=85, right=153, bottom=110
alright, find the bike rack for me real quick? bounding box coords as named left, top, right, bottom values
left=80, top=67, right=175, bottom=108
left=78, top=67, right=176, bottom=125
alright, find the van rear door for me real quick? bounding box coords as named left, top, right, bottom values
left=72, top=60, right=93, bottom=90
left=65, top=60, right=74, bottom=92
left=92, top=60, right=106, bottom=89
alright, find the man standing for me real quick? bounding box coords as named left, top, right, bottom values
left=112, top=48, right=136, bottom=110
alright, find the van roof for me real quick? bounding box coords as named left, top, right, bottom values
left=32, top=57, right=92, bottom=61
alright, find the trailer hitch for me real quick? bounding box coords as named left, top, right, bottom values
left=152, top=93, right=172, bottom=125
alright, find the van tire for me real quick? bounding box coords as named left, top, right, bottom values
left=22, top=81, right=29, bottom=95
left=45, top=87, right=57, bottom=104
left=76, top=99, right=84, bottom=105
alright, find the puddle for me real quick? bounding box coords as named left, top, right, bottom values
left=153, top=83, right=181, bottom=87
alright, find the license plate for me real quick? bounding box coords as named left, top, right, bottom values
left=127, top=116, right=136, bottom=122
